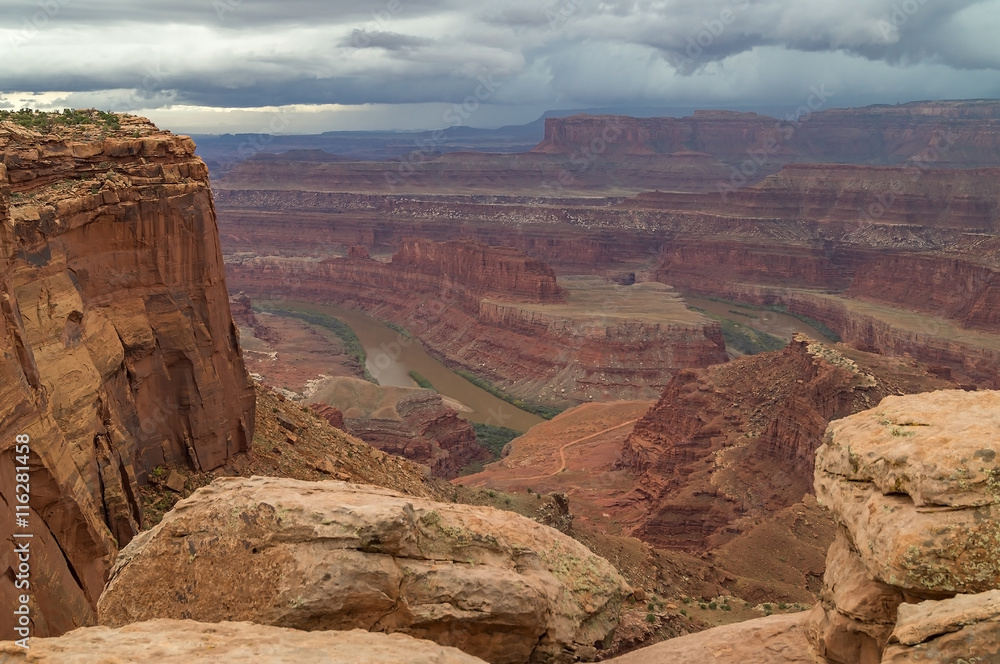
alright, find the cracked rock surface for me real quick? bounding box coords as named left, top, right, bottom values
left=97, top=476, right=631, bottom=664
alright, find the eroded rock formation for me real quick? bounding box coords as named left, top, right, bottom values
left=0, top=116, right=254, bottom=638
left=0, top=620, right=488, bottom=664
left=307, top=376, right=490, bottom=479
left=614, top=335, right=955, bottom=550
left=97, top=476, right=631, bottom=664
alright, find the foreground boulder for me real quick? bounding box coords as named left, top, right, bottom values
left=602, top=613, right=818, bottom=663
left=0, top=619, right=486, bottom=663
left=97, top=477, right=630, bottom=664
left=810, top=389, right=1000, bottom=662
left=881, top=590, right=1000, bottom=661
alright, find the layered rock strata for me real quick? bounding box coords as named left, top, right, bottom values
left=97, top=476, right=631, bottom=664
left=0, top=116, right=254, bottom=638
left=614, top=336, right=954, bottom=550
left=589, top=389, right=1000, bottom=663
left=216, top=163, right=1000, bottom=390
left=0, top=620, right=488, bottom=664
left=306, top=376, right=489, bottom=479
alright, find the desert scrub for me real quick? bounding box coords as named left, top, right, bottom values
left=0, top=108, right=121, bottom=131
left=409, top=370, right=434, bottom=389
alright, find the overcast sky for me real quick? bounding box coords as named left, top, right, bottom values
left=2, top=0, right=999, bottom=133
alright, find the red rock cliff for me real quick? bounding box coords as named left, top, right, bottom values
left=614, top=336, right=955, bottom=551
left=0, top=115, right=254, bottom=638
left=535, top=101, right=1000, bottom=168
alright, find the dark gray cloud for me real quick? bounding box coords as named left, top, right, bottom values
left=1, top=0, right=998, bottom=131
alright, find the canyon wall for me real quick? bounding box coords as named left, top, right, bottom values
left=614, top=336, right=956, bottom=550
left=535, top=101, right=1000, bottom=168
left=0, top=116, right=254, bottom=638
left=226, top=241, right=727, bottom=403
left=215, top=101, right=1000, bottom=393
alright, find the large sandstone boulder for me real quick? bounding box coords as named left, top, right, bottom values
left=97, top=477, right=630, bottom=664
left=601, top=613, right=819, bottom=663
left=806, top=531, right=903, bottom=664
left=810, top=389, right=1000, bottom=662
left=881, top=591, right=1000, bottom=662
left=815, top=390, right=1000, bottom=594
left=0, top=620, right=487, bottom=663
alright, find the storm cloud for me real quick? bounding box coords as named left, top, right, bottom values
left=1, top=0, right=998, bottom=132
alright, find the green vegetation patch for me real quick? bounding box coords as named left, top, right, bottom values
left=382, top=320, right=413, bottom=338
left=408, top=370, right=434, bottom=389
left=0, top=108, right=121, bottom=131
left=458, top=423, right=522, bottom=476
left=696, top=295, right=841, bottom=342
left=454, top=368, right=563, bottom=420
left=472, top=423, right=520, bottom=458
left=720, top=319, right=788, bottom=356
left=764, top=304, right=842, bottom=342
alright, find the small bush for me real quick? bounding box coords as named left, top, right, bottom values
left=708, top=602, right=717, bottom=610
left=646, top=613, right=656, bottom=623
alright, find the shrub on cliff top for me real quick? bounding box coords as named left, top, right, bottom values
left=0, top=108, right=121, bottom=131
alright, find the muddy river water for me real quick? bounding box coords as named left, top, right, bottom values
left=262, top=293, right=833, bottom=434
left=265, top=301, right=546, bottom=432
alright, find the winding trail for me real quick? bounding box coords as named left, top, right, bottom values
left=512, top=419, right=640, bottom=482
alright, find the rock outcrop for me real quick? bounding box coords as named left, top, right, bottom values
left=600, top=613, right=817, bottom=664
left=0, top=114, right=254, bottom=639
left=0, top=620, right=488, bottom=664
left=809, top=389, right=1000, bottom=663
left=226, top=244, right=727, bottom=403
left=307, top=376, right=490, bottom=479
left=97, top=476, right=631, bottom=664
left=881, top=591, right=1000, bottom=662
left=614, top=336, right=954, bottom=550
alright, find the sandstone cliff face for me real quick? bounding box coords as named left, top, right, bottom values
left=0, top=621, right=488, bottom=664
left=0, top=116, right=254, bottom=638
left=615, top=336, right=955, bottom=550
left=98, top=477, right=631, bottom=664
